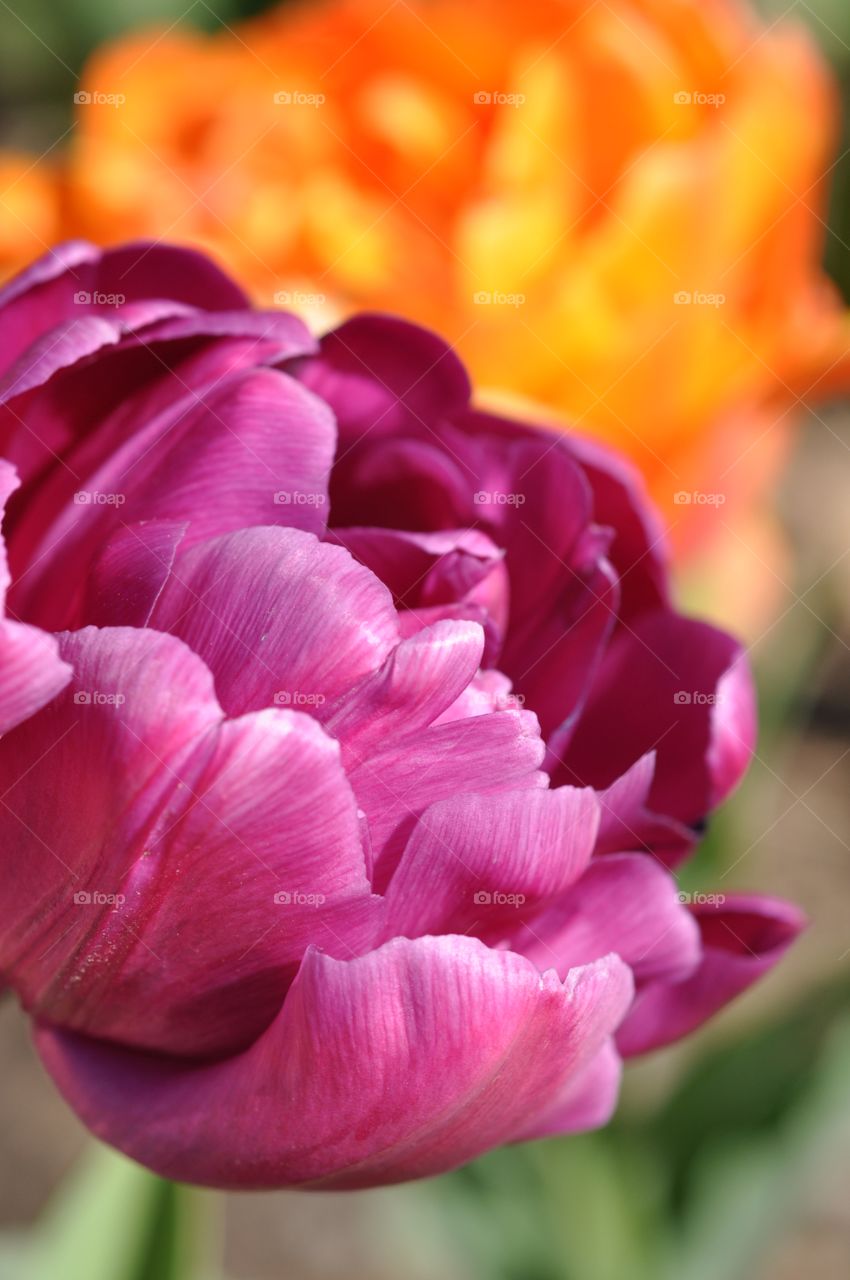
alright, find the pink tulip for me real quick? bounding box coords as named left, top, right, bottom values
left=0, top=243, right=802, bottom=1188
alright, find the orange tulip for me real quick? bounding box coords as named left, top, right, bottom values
left=1, top=0, right=848, bottom=620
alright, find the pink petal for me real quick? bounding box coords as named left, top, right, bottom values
left=0, top=625, right=377, bottom=1057
left=0, top=461, right=71, bottom=731
left=351, top=709, right=547, bottom=891
left=149, top=526, right=399, bottom=718
left=515, top=1039, right=623, bottom=1139
left=617, top=895, right=806, bottom=1055
left=331, top=525, right=509, bottom=661
left=383, top=787, right=599, bottom=940
left=518, top=853, right=702, bottom=986
left=35, top=940, right=633, bottom=1188
left=83, top=521, right=187, bottom=627
left=15, top=368, right=338, bottom=629
left=324, top=619, right=485, bottom=762
left=0, top=240, right=248, bottom=384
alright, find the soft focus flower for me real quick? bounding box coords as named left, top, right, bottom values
left=0, top=154, right=60, bottom=271
left=5, top=0, right=846, bottom=561
left=0, top=242, right=802, bottom=1189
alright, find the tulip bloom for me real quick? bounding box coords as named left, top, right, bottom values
left=5, top=0, right=844, bottom=545
left=0, top=242, right=801, bottom=1188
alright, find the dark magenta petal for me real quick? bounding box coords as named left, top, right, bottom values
left=14, top=368, right=337, bottom=629
left=617, top=895, right=806, bottom=1055
left=0, top=240, right=248, bottom=385
left=298, top=313, right=471, bottom=445
left=0, top=462, right=71, bottom=732
left=553, top=611, right=756, bottom=827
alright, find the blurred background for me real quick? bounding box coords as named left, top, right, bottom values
left=0, top=1, right=849, bottom=1278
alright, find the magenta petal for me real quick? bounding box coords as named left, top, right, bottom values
left=0, top=240, right=248, bottom=384
left=0, top=462, right=71, bottom=731
left=0, top=617, right=71, bottom=735
left=35, top=940, right=633, bottom=1189
left=0, top=623, right=377, bottom=1056
left=15, top=368, right=338, bottom=628
left=383, top=787, right=599, bottom=940
left=555, top=611, right=756, bottom=827
left=66, top=707, right=378, bottom=1056
left=0, top=316, right=125, bottom=404
left=83, top=521, right=188, bottom=627
left=325, top=619, right=485, bottom=761
left=594, top=754, right=696, bottom=867
left=351, top=709, right=547, bottom=891
left=299, top=314, right=471, bottom=444
left=331, top=525, right=508, bottom=659
left=519, top=853, right=701, bottom=986
left=562, top=433, right=670, bottom=619
left=0, top=626, right=221, bottom=1013
left=617, top=894, right=806, bottom=1055
left=150, top=526, right=399, bottom=717
left=133, top=307, right=313, bottom=355
left=515, top=1039, right=623, bottom=1139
